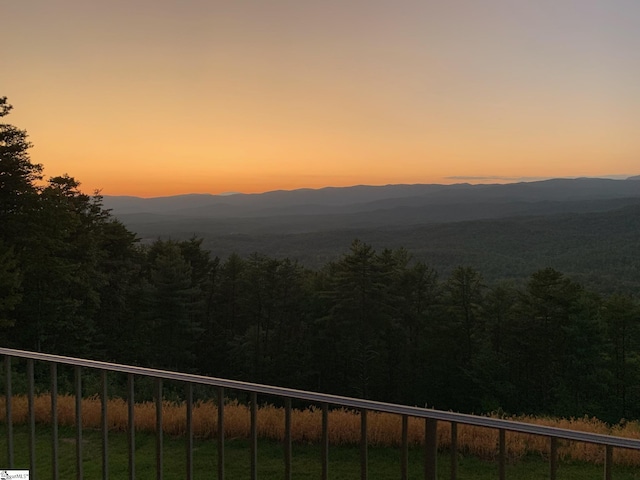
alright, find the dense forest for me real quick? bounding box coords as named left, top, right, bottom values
left=120, top=206, right=640, bottom=295
left=2, top=97, right=640, bottom=424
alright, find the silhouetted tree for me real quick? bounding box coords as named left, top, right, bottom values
left=139, top=241, right=202, bottom=370
left=0, top=97, right=42, bottom=242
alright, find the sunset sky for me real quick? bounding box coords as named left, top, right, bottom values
left=3, top=1, right=639, bottom=197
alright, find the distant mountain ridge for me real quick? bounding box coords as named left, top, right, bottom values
left=101, top=177, right=640, bottom=291
left=103, top=177, right=640, bottom=220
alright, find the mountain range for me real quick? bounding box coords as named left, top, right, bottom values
left=103, top=177, right=640, bottom=236
left=102, top=176, right=640, bottom=291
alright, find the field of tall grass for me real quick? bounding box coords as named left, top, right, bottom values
left=2, top=394, right=640, bottom=466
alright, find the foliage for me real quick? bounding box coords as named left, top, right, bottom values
left=3, top=394, right=640, bottom=467
left=3, top=96, right=640, bottom=424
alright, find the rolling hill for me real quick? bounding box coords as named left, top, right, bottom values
left=103, top=177, right=640, bottom=292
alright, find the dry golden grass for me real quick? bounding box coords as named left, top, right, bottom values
left=2, top=395, right=640, bottom=466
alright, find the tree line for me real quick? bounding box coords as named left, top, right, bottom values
left=2, top=97, right=640, bottom=423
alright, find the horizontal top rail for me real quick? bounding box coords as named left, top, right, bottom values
left=2, top=347, right=640, bottom=450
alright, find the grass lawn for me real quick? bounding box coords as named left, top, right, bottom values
left=1, top=425, right=640, bottom=479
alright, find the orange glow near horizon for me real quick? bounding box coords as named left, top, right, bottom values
left=3, top=1, right=639, bottom=197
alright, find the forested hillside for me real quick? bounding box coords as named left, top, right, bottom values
left=121, top=204, right=640, bottom=294
left=2, top=97, right=640, bottom=424
left=105, top=176, right=640, bottom=293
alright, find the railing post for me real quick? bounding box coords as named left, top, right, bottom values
left=401, top=415, right=408, bottom=480
left=361, top=408, right=368, bottom=480
left=75, top=365, right=83, bottom=480
left=284, top=397, right=292, bottom=480
left=52, top=363, right=59, bottom=480
left=156, top=378, right=163, bottom=480
left=424, top=418, right=437, bottom=480
left=250, top=392, right=258, bottom=480
left=498, top=429, right=506, bottom=480
left=101, top=370, right=108, bottom=480
left=217, top=387, right=225, bottom=480
left=322, top=403, right=329, bottom=480
left=186, top=383, right=193, bottom=480
left=450, top=422, right=458, bottom=480
left=604, top=445, right=613, bottom=480
left=28, top=359, right=36, bottom=479
left=5, top=356, right=13, bottom=468
left=128, top=373, right=135, bottom=480
left=549, top=437, right=558, bottom=480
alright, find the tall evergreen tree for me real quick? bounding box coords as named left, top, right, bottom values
left=93, top=219, right=142, bottom=363
left=0, top=97, right=42, bottom=242
left=139, top=241, right=202, bottom=370
left=0, top=98, right=37, bottom=336
left=512, top=268, right=583, bottom=413
left=431, top=266, right=485, bottom=410
left=322, top=240, right=389, bottom=398
left=471, top=282, right=519, bottom=411
left=15, top=176, right=111, bottom=355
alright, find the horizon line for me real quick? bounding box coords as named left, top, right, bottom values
left=99, top=174, right=638, bottom=199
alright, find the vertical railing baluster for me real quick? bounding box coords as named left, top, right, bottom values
left=101, top=371, right=108, bottom=480
left=128, top=373, right=135, bottom=480
left=51, top=363, right=59, bottom=480
left=498, top=429, right=506, bottom=480
left=424, top=418, right=437, bottom=480
left=250, top=392, right=258, bottom=480
left=27, top=359, right=36, bottom=478
left=604, top=445, right=613, bottom=480
left=186, top=383, right=193, bottom=480
left=5, top=356, right=13, bottom=468
left=284, top=397, right=292, bottom=480
left=361, top=409, right=368, bottom=480
left=322, top=403, right=329, bottom=480
left=450, top=422, right=458, bottom=480
left=75, top=365, right=83, bottom=480
left=217, top=387, right=225, bottom=480
left=156, top=378, right=163, bottom=480
left=401, top=415, right=408, bottom=480
left=549, top=437, right=558, bottom=480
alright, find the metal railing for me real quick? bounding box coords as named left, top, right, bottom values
left=2, top=346, right=640, bottom=479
